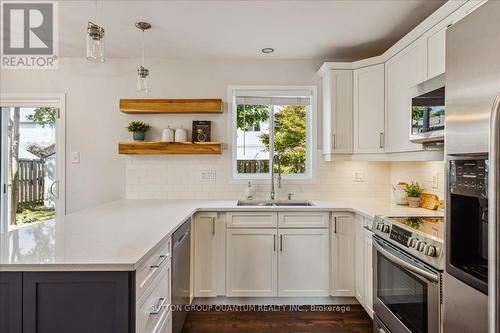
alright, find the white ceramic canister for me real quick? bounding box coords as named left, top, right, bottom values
left=174, top=126, right=188, bottom=142
left=161, top=127, right=175, bottom=142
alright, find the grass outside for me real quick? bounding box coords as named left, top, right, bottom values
left=16, top=203, right=55, bottom=225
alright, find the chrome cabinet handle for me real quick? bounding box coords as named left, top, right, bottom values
left=150, top=297, right=168, bottom=315
left=150, top=255, right=167, bottom=269
left=334, top=216, right=337, bottom=233
left=332, top=133, right=336, bottom=149
left=212, top=218, right=215, bottom=235
left=379, top=133, right=384, bottom=148
left=280, top=234, right=283, bottom=252
left=273, top=234, right=276, bottom=252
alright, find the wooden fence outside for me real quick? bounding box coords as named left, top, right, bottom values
left=17, top=159, right=45, bottom=204
left=237, top=160, right=269, bottom=174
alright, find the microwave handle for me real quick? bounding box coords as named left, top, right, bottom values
left=373, top=239, right=438, bottom=282
left=489, top=94, right=500, bottom=332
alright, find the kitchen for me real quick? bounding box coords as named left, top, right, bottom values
left=0, top=0, right=498, bottom=332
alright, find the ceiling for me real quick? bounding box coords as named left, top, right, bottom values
left=60, top=0, right=447, bottom=61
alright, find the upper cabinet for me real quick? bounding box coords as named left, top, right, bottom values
left=322, top=70, right=353, bottom=159
left=385, top=39, right=427, bottom=153
left=353, top=64, right=385, bottom=154
left=317, top=0, right=486, bottom=162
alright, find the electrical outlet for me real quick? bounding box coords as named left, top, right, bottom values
left=354, top=172, right=364, bottom=182
left=432, top=173, right=439, bottom=189
left=200, top=170, right=216, bottom=181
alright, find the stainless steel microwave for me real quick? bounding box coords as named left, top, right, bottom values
left=410, top=74, right=445, bottom=144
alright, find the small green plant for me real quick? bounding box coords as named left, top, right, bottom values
left=127, top=121, right=151, bottom=133
left=404, top=181, right=424, bottom=198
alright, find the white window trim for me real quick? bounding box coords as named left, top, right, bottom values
left=227, top=85, right=317, bottom=182
left=0, top=93, right=66, bottom=234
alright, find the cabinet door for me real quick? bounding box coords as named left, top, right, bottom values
left=278, top=211, right=329, bottom=228
left=331, top=214, right=355, bottom=296
left=385, top=39, right=427, bottom=153
left=0, top=272, right=22, bottom=333
left=193, top=212, right=217, bottom=297
left=23, top=272, right=131, bottom=333
left=426, top=26, right=446, bottom=79
left=353, top=64, right=385, bottom=153
left=354, top=215, right=365, bottom=305
left=278, top=229, right=330, bottom=296
left=363, top=228, right=374, bottom=318
left=322, top=70, right=353, bottom=157
left=226, top=228, right=277, bottom=296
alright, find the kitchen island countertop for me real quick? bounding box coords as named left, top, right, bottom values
left=0, top=199, right=443, bottom=271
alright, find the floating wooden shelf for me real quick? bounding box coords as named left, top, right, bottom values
left=119, top=99, right=223, bottom=114
left=118, top=141, right=222, bottom=155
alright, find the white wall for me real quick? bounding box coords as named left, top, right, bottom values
left=1, top=57, right=325, bottom=212
left=389, top=161, right=445, bottom=199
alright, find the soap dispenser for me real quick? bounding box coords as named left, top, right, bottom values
left=245, top=181, right=254, bottom=200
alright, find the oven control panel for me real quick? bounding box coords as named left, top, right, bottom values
left=390, top=225, right=412, bottom=247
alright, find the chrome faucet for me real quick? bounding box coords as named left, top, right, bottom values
left=270, top=154, right=282, bottom=200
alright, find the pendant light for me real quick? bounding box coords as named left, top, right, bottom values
left=86, top=0, right=105, bottom=62
left=136, top=22, right=151, bottom=93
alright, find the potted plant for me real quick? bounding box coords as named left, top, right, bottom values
left=127, top=121, right=151, bottom=141
left=404, top=181, right=424, bottom=208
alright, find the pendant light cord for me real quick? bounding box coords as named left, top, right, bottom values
left=94, top=0, right=98, bottom=23
left=141, top=30, right=145, bottom=66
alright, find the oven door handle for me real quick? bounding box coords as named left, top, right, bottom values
left=373, top=239, right=439, bottom=283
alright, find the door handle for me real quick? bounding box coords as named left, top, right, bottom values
left=332, top=133, right=336, bottom=149
left=280, top=234, right=283, bottom=252
left=334, top=216, right=337, bottom=233
left=150, top=255, right=168, bottom=269
left=379, top=133, right=384, bottom=148
left=150, top=297, right=168, bottom=315
left=273, top=234, right=276, bottom=251
left=212, top=218, right=215, bottom=235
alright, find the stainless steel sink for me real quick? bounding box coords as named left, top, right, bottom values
left=237, top=200, right=314, bottom=207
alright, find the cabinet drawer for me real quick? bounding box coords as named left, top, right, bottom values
left=136, top=238, right=171, bottom=301
left=137, top=261, right=171, bottom=333
left=278, top=212, right=329, bottom=228
left=153, top=307, right=171, bottom=333
left=226, top=212, right=277, bottom=228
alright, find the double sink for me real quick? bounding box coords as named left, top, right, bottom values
left=237, top=200, right=314, bottom=207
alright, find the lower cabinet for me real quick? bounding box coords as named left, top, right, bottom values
left=354, top=215, right=374, bottom=318
left=278, top=228, right=330, bottom=296
left=193, top=212, right=218, bottom=297
left=226, top=228, right=278, bottom=296
left=331, top=213, right=355, bottom=296
left=22, top=271, right=132, bottom=333
left=0, top=272, right=22, bottom=333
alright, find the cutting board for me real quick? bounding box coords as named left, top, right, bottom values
left=420, top=193, right=439, bottom=210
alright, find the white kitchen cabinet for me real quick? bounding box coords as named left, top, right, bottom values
left=278, top=228, right=330, bottom=296
left=385, top=39, right=427, bottom=153
left=278, top=211, right=329, bottom=228
left=363, top=220, right=374, bottom=318
left=322, top=69, right=353, bottom=158
left=331, top=213, right=355, bottom=296
left=426, top=25, right=446, bottom=79
left=353, top=64, right=385, bottom=154
left=226, top=228, right=278, bottom=297
left=193, top=212, right=218, bottom=297
left=226, top=212, right=277, bottom=228
left=354, top=214, right=365, bottom=304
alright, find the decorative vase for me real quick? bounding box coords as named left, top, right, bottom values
left=408, top=197, right=421, bottom=208
left=133, top=131, right=145, bottom=141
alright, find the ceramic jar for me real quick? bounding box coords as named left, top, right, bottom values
left=161, top=127, right=175, bottom=142
left=174, top=126, right=188, bottom=142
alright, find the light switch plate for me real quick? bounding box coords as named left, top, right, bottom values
left=354, top=172, right=364, bottom=182
left=201, top=170, right=216, bottom=181
left=71, top=152, right=80, bottom=164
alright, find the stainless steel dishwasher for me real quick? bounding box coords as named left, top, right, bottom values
left=171, top=218, right=191, bottom=333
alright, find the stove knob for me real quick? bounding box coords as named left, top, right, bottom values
left=424, top=245, right=437, bottom=257
left=407, top=237, right=417, bottom=248
left=382, top=224, right=390, bottom=233
left=417, top=241, right=427, bottom=252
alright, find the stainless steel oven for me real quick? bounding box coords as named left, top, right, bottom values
left=373, top=236, right=442, bottom=333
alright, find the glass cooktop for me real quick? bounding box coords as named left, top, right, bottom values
left=386, top=216, right=444, bottom=241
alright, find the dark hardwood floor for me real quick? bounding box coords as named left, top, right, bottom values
left=182, top=304, right=372, bottom=333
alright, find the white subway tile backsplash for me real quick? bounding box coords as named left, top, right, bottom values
left=125, top=153, right=445, bottom=202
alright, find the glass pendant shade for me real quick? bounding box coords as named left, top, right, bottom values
left=86, top=22, right=105, bottom=62
left=137, top=66, right=149, bottom=93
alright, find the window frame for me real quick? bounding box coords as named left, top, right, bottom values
left=228, top=85, right=317, bottom=181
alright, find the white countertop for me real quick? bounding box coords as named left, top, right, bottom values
left=0, top=199, right=443, bottom=271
